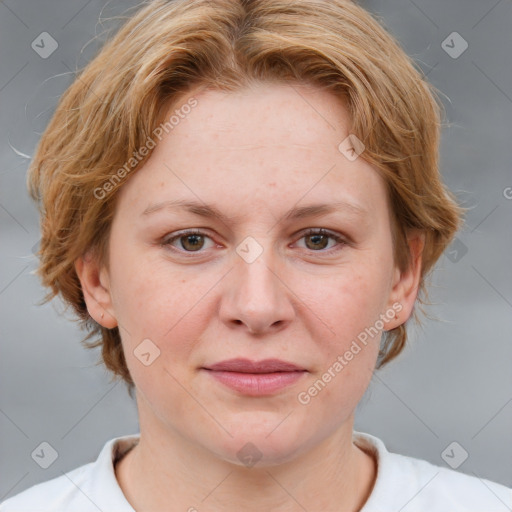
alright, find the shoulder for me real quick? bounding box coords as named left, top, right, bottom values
left=0, top=435, right=139, bottom=512
left=0, top=463, right=96, bottom=512
left=354, top=431, right=512, bottom=512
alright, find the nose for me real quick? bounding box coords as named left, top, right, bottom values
left=219, top=250, right=296, bottom=336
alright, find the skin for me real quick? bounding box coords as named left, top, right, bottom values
left=76, top=82, right=424, bottom=511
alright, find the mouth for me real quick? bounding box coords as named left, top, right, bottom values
left=201, top=358, right=308, bottom=396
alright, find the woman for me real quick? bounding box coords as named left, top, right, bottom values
left=1, top=0, right=510, bottom=510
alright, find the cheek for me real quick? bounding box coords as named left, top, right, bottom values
left=306, top=258, right=391, bottom=386
left=108, top=248, right=206, bottom=370
left=295, top=267, right=384, bottom=427
left=317, top=262, right=390, bottom=339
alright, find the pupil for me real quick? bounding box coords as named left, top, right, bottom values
left=307, top=234, right=328, bottom=250
left=179, top=233, right=329, bottom=252
left=183, top=234, right=203, bottom=251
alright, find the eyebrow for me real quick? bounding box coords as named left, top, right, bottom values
left=141, top=199, right=368, bottom=223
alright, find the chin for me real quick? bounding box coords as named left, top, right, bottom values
left=206, top=413, right=310, bottom=467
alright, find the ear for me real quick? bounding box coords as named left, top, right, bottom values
left=385, top=230, right=425, bottom=330
left=74, top=251, right=118, bottom=329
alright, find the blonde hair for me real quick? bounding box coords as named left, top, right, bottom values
left=28, top=0, right=462, bottom=396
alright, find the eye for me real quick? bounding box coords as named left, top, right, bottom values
left=161, top=229, right=215, bottom=253
left=160, top=228, right=347, bottom=256
left=295, top=228, right=346, bottom=253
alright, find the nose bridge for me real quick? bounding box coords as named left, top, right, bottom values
left=221, top=235, right=295, bottom=333
left=235, top=240, right=281, bottom=306
left=237, top=247, right=278, bottom=299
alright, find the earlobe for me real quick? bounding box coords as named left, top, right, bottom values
left=386, top=231, right=425, bottom=330
left=74, top=252, right=118, bottom=329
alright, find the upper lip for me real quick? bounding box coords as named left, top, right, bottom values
left=203, top=358, right=306, bottom=373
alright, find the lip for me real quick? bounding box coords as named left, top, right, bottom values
left=205, top=358, right=306, bottom=373
left=202, top=358, right=307, bottom=396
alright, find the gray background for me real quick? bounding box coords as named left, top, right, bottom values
left=1, top=0, right=511, bottom=503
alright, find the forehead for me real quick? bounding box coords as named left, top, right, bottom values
left=115, top=82, right=388, bottom=221
left=167, top=81, right=352, bottom=150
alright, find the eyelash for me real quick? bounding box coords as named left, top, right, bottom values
left=160, top=228, right=347, bottom=256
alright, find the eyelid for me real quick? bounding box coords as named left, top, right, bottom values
left=160, top=227, right=348, bottom=255
left=161, top=229, right=216, bottom=250
left=295, top=228, right=348, bottom=252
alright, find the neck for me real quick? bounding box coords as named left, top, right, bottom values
left=115, top=419, right=377, bottom=512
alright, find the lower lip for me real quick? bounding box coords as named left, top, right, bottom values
left=203, top=370, right=307, bottom=395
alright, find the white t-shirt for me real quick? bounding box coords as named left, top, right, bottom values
left=1, top=431, right=510, bottom=511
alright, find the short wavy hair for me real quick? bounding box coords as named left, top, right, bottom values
left=28, top=0, right=462, bottom=397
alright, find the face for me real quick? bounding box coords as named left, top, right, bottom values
left=78, top=82, right=420, bottom=466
